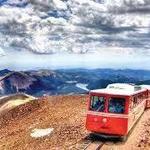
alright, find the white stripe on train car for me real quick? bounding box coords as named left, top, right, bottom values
left=87, top=111, right=129, bottom=118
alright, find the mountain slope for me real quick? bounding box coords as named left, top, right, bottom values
left=0, top=69, right=150, bottom=96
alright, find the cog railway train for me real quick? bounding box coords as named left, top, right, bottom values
left=86, top=83, right=150, bottom=139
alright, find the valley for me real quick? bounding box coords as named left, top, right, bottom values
left=0, top=69, right=150, bottom=96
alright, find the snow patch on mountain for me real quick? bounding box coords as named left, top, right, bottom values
left=76, top=83, right=89, bottom=91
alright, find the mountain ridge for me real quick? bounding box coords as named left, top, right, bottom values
left=0, top=68, right=150, bottom=96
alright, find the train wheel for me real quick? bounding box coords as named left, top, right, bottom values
left=120, top=136, right=127, bottom=142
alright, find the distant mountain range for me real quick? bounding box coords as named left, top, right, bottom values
left=0, top=69, right=150, bottom=96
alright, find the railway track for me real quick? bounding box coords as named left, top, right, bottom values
left=69, top=134, right=104, bottom=150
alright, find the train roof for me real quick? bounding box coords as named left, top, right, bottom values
left=140, top=85, right=150, bottom=90
left=90, top=83, right=147, bottom=96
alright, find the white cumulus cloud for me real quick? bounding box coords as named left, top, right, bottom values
left=0, top=48, right=5, bottom=56
left=0, top=0, right=149, bottom=69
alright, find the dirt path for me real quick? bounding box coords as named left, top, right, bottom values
left=102, top=109, right=150, bottom=150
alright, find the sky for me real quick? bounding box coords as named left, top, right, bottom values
left=0, top=0, right=150, bottom=70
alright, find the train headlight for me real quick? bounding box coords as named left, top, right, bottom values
left=102, top=118, right=107, bottom=123
left=94, top=118, right=98, bottom=122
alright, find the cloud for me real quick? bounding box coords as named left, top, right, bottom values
left=4, top=0, right=29, bottom=6
left=0, top=0, right=149, bottom=69
left=53, top=0, right=68, bottom=10
left=0, top=47, right=5, bottom=56
left=30, top=0, right=67, bottom=11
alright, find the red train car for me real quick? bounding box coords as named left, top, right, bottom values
left=141, top=85, right=150, bottom=108
left=86, top=83, right=149, bottom=139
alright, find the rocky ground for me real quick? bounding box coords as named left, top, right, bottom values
left=0, top=95, right=150, bottom=150
left=0, top=95, right=88, bottom=150
left=137, top=116, right=150, bottom=149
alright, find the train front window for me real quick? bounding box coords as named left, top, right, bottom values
left=90, top=96, right=105, bottom=112
left=108, top=98, right=125, bottom=114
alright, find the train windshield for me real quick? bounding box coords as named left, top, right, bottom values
left=108, top=97, right=125, bottom=114
left=90, top=96, right=105, bottom=112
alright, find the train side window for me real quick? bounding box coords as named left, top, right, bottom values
left=108, top=98, right=125, bottom=114
left=133, top=97, right=138, bottom=107
left=138, top=94, right=143, bottom=103
left=130, top=100, right=134, bottom=110
left=90, top=96, right=105, bottom=112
